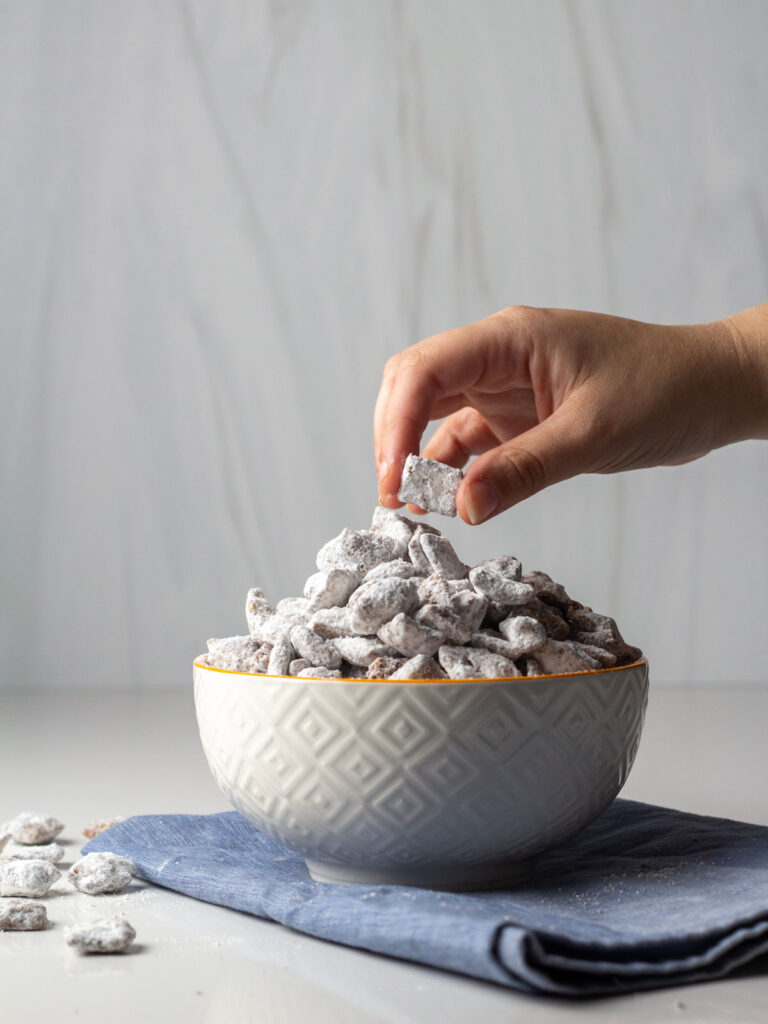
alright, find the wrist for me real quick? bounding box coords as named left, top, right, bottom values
left=720, top=304, right=768, bottom=440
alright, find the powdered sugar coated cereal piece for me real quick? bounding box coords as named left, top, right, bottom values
left=65, top=918, right=136, bottom=954
left=296, top=667, right=343, bottom=678
left=347, top=578, right=420, bottom=634
left=378, top=613, right=444, bottom=658
left=470, top=631, right=533, bottom=663
left=449, top=589, right=489, bottom=632
left=565, top=640, right=617, bottom=667
left=316, top=528, right=395, bottom=575
left=5, top=812, right=63, bottom=846
left=419, top=533, right=467, bottom=579
left=511, top=599, right=570, bottom=640
left=332, top=636, right=399, bottom=667
left=497, top=614, right=548, bottom=657
left=288, top=658, right=311, bottom=676
left=389, top=655, right=447, bottom=679
left=303, top=568, right=360, bottom=611
left=397, top=454, right=463, bottom=517
left=2, top=842, right=64, bottom=864
left=245, top=587, right=275, bottom=635
left=308, top=606, right=358, bottom=639
left=367, top=656, right=408, bottom=679
left=438, top=644, right=520, bottom=679
left=0, top=859, right=61, bottom=897
left=206, top=635, right=269, bottom=673
left=416, top=572, right=473, bottom=607
left=364, top=559, right=424, bottom=582
left=469, top=560, right=533, bottom=605
left=523, top=571, right=571, bottom=611
left=81, top=818, right=124, bottom=840
left=267, top=635, right=295, bottom=676
left=289, top=625, right=342, bottom=669
left=0, top=900, right=48, bottom=931
left=535, top=639, right=600, bottom=674
left=68, top=852, right=137, bottom=895
left=407, top=524, right=440, bottom=574
left=414, top=603, right=472, bottom=645
left=370, top=506, right=418, bottom=558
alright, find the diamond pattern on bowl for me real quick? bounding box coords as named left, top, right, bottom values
left=194, top=663, right=648, bottom=877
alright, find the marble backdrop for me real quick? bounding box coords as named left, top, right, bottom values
left=1, top=0, right=767, bottom=688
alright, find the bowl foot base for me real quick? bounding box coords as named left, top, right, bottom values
left=305, top=857, right=535, bottom=891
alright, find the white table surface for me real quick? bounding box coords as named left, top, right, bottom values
left=2, top=683, right=768, bottom=1024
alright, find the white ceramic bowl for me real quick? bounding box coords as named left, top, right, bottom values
left=194, top=658, right=648, bottom=890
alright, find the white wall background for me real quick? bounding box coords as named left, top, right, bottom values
left=1, top=0, right=767, bottom=689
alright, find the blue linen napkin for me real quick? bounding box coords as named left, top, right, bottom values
left=83, top=799, right=768, bottom=997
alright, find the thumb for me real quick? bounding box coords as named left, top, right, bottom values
left=457, top=402, right=592, bottom=524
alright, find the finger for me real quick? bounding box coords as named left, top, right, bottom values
left=456, top=398, right=592, bottom=524
left=422, top=408, right=501, bottom=469
left=374, top=320, right=499, bottom=504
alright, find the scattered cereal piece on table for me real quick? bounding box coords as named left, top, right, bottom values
left=0, top=859, right=61, bottom=897
left=81, top=818, right=125, bottom=840
left=397, top=455, right=463, bottom=517
left=65, top=918, right=136, bottom=954
left=0, top=899, right=48, bottom=931
left=67, top=852, right=137, bottom=895
left=3, top=812, right=63, bottom=846
left=2, top=841, right=64, bottom=863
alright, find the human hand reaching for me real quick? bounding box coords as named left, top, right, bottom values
left=374, top=304, right=768, bottom=524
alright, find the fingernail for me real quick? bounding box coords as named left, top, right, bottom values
left=377, top=460, right=389, bottom=480
left=465, top=480, right=498, bottom=525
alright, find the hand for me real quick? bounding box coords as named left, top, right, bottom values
left=374, top=304, right=768, bottom=524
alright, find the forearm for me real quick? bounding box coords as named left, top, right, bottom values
left=721, top=303, right=768, bottom=440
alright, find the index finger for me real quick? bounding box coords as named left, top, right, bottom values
left=373, top=319, right=495, bottom=506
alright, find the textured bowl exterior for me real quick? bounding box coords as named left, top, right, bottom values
left=194, top=661, right=648, bottom=887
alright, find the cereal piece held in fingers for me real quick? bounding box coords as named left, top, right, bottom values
left=68, top=852, right=136, bottom=895
left=378, top=613, right=444, bottom=658
left=65, top=918, right=136, bottom=954
left=390, top=655, right=447, bottom=680
left=397, top=454, right=463, bottom=517
left=4, top=812, right=64, bottom=846
left=0, top=860, right=61, bottom=897
left=0, top=900, right=48, bottom=931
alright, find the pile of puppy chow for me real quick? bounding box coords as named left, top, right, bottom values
left=203, top=459, right=641, bottom=681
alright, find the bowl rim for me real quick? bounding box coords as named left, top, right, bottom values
left=193, top=655, right=647, bottom=686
